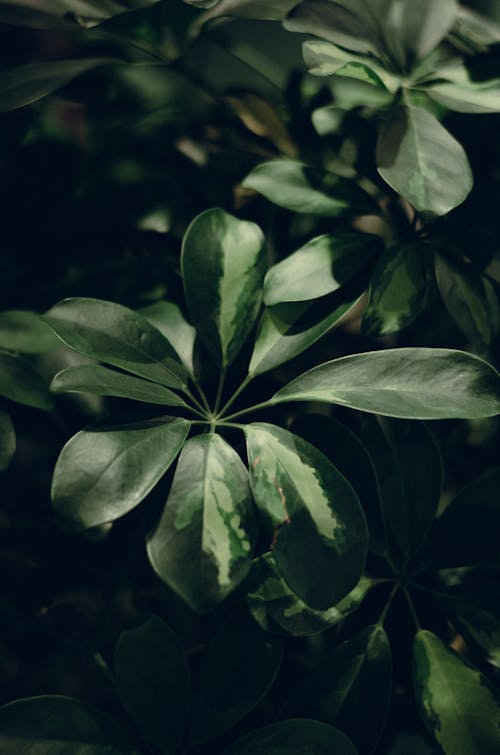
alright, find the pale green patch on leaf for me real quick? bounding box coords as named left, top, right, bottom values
left=0, top=351, right=53, bottom=410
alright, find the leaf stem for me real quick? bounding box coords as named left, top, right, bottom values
left=223, top=398, right=276, bottom=422
left=183, top=385, right=207, bottom=414
left=404, top=588, right=422, bottom=630
left=218, top=373, right=253, bottom=418
left=377, top=583, right=400, bottom=626
left=214, top=367, right=227, bottom=415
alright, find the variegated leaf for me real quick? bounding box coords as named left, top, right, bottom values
left=245, top=423, right=368, bottom=610
left=147, top=433, right=256, bottom=613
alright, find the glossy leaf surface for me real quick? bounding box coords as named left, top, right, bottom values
left=0, top=351, right=53, bottom=410
left=147, top=433, right=256, bottom=613
left=221, top=718, right=357, bottom=755
left=52, top=418, right=190, bottom=531
left=138, top=301, right=196, bottom=376
left=0, top=310, right=58, bottom=353
left=0, top=410, right=15, bottom=471
left=245, top=423, right=368, bottom=609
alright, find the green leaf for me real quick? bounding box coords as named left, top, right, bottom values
left=291, top=414, right=387, bottom=555
left=0, top=351, right=53, bottom=410
left=147, top=433, right=256, bottom=613
left=264, top=232, right=381, bottom=306
left=427, top=79, right=500, bottom=114
left=383, top=0, right=459, bottom=68
left=248, top=294, right=362, bottom=377
left=245, top=423, right=368, bottom=610
left=273, top=348, right=500, bottom=420
left=242, top=159, right=377, bottom=217
left=0, top=310, right=58, bottom=353
left=362, top=243, right=427, bottom=336
left=286, top=625, right=392, bottom=754
left=51, top=365, right=188, bottom=408
left=52, top=417, right=190, bottom=532
left=377, top=105, right=473, bottom=215
left=45, top=298, right=187, bottom=390
left=190, top=0, right=298, bottom=21
left=114, top=615, right=190, bottom=754
left=190, top=626, right=282, bottom=745
left=246, top=553, right=373, bottom=636
left=0, top=410, right=15, bottom=472
left=413, top=630, right=500, bottom=755
left=302, top=39, right=399, bottom=92
left=435, top=254, right=499, bottom=350
left=138, top=301, right=196, bottom=376
left=0, top=58, right=118, bottom=113
left=221, top=719, right=358, bottom=755
left=181, top=208, right=266, bottom=367
left=0, top=695, right=138, bottom=754
left=430, top=467, right=500, bottom=567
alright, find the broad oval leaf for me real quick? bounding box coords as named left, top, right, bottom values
left=245, top=423, right=368, bottom=610
left=413, top=630, right=500, bottom=755
left=286, top=625, right=392, bottom=754
left=190, top=626, right=282, bottom=745
left=384, top=0, right=459, bottom=67
left=377, top=105, right=473, bottom=215
left=264, top=232, right=380, bottom=306
left=242, top=159, right=377, bottom=217
left=52, top=417, right=190, bottom=532
left=362, top=243, right=427, bottom=336
left=427, top=80, right=500, bottom=114
left=45, top=298, right=187, bottom=390
left=0, top=695, right=138, bottom=754
left=51, top=365, right=187, bottom=408
left=0, top=351, right=53, bottom=410
left=435, top=254, right=500, bottom=350
left=114, top=615, right=190, bottom=754
left=0, top=310, right=58, bottom=353
left=138, top=300, right=196, bottom=376
left=147, top=433, right=256, bottom=613
left=273, top=348, right=500, bottom=420
left=221, top=718, right=357, bottom=755
left=303, top=39, right=399, bottom=92
left=181, top=208, right=266, bottom=367
left=0, top=410, right=15, bottom=472
left=246, top=552, right=373, bottom=636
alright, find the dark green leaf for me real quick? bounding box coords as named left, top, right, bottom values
left=0, top=695, right=138, bottom=754
left=377, top=105, right=473, bottom=215
left=0, top=351, right=53, bottom=410
left=190, top=626, right=282, bottom=745
left=191, top=0, right=297, bottom=21
left=435, top=255, right=499, bottom=349
left=362, top=243, right=427, bottom=336
left=52, top=417, right=190, bottom=531
left=181, top=208, right=266, bottom=367
left=45, top=298, right=187, bottom=390
left=286, top=625, right=392, bottom=754
left=413, top=630, right=500, bottom=755
left=263, top=232, right=380, bottom=306
left=246, top=552, right=373, bottom=636
left=0, top=410, right=15, bottom=472
left=245, top=423, right=368, bottom=610
left=147, top=433, right=256, bottom=613
left=242, top=159, right=377, bottom=216
left=114, top=615, right=190, bottom=754
left=51, top=365, right=187, bottom=408
left=0, top=310, right=58, bottom=353
left=138, top=301, right=196, bottom=376
left=274, top=348, right=500, bottom=420
left=221, top=718, right=357, bottom=755
left=430, top=467, right=500, bottom=567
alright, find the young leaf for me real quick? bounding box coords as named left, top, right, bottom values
left=114, top=616, right=190, bottom=754
left=221, top=719, right=357, bottom=755
left=302, top=39, right=399, bottom=92
left=435, top=254, right=499, bottom=350
left=413, top=630, right=500, bottom=755
left=181, top=208, right=266, bottom=367
left=362, top=243, right=427, bottom=336
left=189, top=626, right=282, bottom=745
left=242, top=159, right=378, bottom=217
left=147, top=433, right=256, bottom=613
left=51, top=365, right=188, bottom=408
left=0, top=351, right=53, bottom=410
left=273, top=348, right=500, bottom=420
left=263, top=232, right=381, bottom=306
left=245, top=423, right=368, bottom=610
left=0, top=410, right=15, bottom=472
left=0, top=695, right=138, bottom=754
left=430, top=467, right=500, bottom=567
left=286, top=625, right=392, bottom=755
left=0, top=310, right=58, bottom=353
left=377, top=105, right=473, bottom=215
left=138, top=301, right=196, bottom=376
left=52, top=417, right=190, bottom=532
left=246, top=553, right=373, bottom=636
left=45, top=298, right=187, bottom=390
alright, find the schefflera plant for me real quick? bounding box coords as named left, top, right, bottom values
left=46, top=208, right=500, bottom=616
